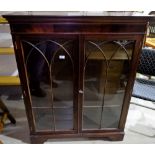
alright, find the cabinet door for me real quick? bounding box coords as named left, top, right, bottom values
left=82, top=37, right=135, bottom=130
left=20, top=36, right=78, bottom=132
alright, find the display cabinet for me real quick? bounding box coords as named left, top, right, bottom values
left=3, top=15, right=151, bottom=143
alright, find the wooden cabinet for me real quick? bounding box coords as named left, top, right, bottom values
left=3, top=15, right=152, bottom=143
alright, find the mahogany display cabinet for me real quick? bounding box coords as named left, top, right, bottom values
left=3, top=15, right=152, bottom=143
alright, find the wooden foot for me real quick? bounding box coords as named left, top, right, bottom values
left=107, top=133, right=124, bottom=141
left=30, top=135, right=47, bottom=144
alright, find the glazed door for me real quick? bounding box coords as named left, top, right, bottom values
left=20, top=36, right=78, bottom=132
left=82, top=36, right=135, bottom=130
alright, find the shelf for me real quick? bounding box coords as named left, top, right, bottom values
left=0, top=47, right=14, bottom=55
left=32, top=106, right=73, bottom=109
left=0, top=76, right=20, bottom=85
left=83, top=105, right=121, bottom=108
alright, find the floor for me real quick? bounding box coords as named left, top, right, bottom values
left=0, top=93, right=155, bottom=144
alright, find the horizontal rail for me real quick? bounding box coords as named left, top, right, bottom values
left=0, top=76, right=20, bottom=85
left=0, top=47, right=14, bottom=55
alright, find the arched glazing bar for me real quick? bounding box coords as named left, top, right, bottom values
left=84, top=40, right=134, bottom=129
left=22, top=39, right=74, bottom=131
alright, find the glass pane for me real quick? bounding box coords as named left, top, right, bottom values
left=22, top=39, right=75, bottom=131
left=83, top=107, right=101, bottom=129
left=54, top=108, right=73, bottom=130
left=33, top=108, right=54, bottom=131
left=101, top=106, right=122, bottom=128
left=83, top=40, right=134, bottom=130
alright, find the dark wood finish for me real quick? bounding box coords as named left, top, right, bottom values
left=3, top=15, right=153, bottom=143
left=119, top=36, right=145, bottom=129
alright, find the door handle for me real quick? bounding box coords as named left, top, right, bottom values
left=79, top=90, right=83, bottom=94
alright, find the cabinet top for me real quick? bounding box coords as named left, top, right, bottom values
left=3, top=15, right=155, bottom=35
left=3, top=15, right=155, bottom=24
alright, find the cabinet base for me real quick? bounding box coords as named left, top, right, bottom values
left=30, top=132, right=124, bottom=144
